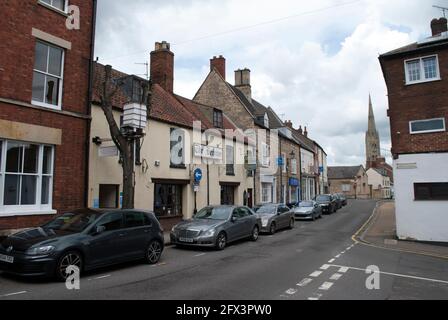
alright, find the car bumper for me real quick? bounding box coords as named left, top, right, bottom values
left=260, top=225, right=271, bottom=233
left=320, top=206, right=331, bottom=213
left=294, top=213, right=314, bottom=220
left=170, top=233, right=216, bottom=247
left=0, top=251, right=56, bottom=277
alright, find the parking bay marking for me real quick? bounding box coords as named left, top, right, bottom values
left=310, top=271, right=323, bottom=278
left=1, top=291, right=27, bottom=298
left=319, top=282, right=334, bottom=291
left=297, top=278, right=313, bottom=287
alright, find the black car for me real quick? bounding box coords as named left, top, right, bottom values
left=0, top=209, right=164, bottom=281
left=314, top=194, right=338, bottom=214
left=337, top=194, right=348, bottom=206
left=333, top=194, right=343, bottom=210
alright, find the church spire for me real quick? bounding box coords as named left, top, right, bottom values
left=366, top=94, right=381, bottom=169
left=368, top=94, right=377, bottom=133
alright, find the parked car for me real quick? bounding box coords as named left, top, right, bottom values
left=292, top=201, right=322, bottom=220
left=286, top=201, right=300, bottom=209
left=170, top=206, right=260, bottom=250
left=314, top=194, right=338, bottom=214
left=0, top=209, right=164, bottom=281
left=337, top=194, right=348, bottom=206
left=333, top=194, right=343, bottom=210
left=254, top=204, right=295, bottom=234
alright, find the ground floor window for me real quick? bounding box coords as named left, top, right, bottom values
left=99, top=184, right=119, bottom=208
left=0, top=139, right=54, bottom=213
left=261, top=183, right=272, bottom=203
left=414, top=183, right=448, bottom=201
left=154, top=184, right=183, bottom=217
left=290, top=186, right=298, bottom=202
left=221, top=185, right=235, bottom=205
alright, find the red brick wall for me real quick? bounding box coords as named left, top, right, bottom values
left=380, top=47, right=448, bottom=157
left=0, top=0, right=94, bottom=230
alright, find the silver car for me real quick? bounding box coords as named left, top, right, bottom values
left=170, top=206, right=261, bottom=250
left=255, top=204, right=295, bottom=234
left=293, top=201, right=322, bottom=220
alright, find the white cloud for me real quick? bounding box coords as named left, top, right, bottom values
left=95, top=0, right=441, bottom=165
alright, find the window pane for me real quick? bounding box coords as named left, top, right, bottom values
left=6, top=143, right=22, bottom=173
left=406, top=60, right=421, bottom=82
left=423, top=57, right=437, bottom=79
left=125, top=212, right=145, bottom=228
left=4, top=175, right=20, bottom=205
left=0, top=141, right=2, bottom=170
left=411, top=119, right=445, bottom=132
left=51, top=0, right=65, bottom=11
left=45, top=75, right=60, bottom=105
left=23, top=144, right=39, bottom=174
left=41, top=176, right=51, bottom=205
left=48, top=46, right=63, bottom=76
left=32, top=72, right=46, bottom=102
left=43, top=146, right=53, bottom=174
left=34, top=42, right=48, bottom=72
left=21, top=175, right=37, bottom=205
left=97, top=213, right=123, bottom=231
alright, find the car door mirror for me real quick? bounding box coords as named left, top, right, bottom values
left=231, top=216, right=237, bottom=223
left=93, top=225, right=106, bottom=235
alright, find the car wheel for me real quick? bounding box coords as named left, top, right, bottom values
left=146, top=240, right=163, bottom=265
left=56, top=251, right=83, bottom=282
left=269, top=222, right=276, bottom=235
left=215, top=232, right=227, bottom=250
left=289, top=218, right=295, bottom=229
left=250, top=226, right=260, bottom=241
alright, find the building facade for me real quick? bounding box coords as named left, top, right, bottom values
left=0, top=0, right=96, bottom=232
left=328, top=166, right=370, bottom=199
left=366, top=168, right=392, bottom=199
left=379, top=18, right=448, bottom=242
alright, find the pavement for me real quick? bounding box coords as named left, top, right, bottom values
left=356, top=201, right=448, bottom=260
left=0, top=199, right=447, bottom=300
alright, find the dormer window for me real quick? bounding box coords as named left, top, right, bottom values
left=405, top=55, right=440, bottom=84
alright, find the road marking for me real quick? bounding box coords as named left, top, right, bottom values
left=338, top=267, right=349, bottom=273
left=330, top=273, right=343, bottom=281
left=320, top=264, right=330, bottom=270
left=335, top=254, right=341, bottom=258
left=329, top=264, right=448, bottom=285
left=310, top=271, right=323, bottom=278
left=297, top=278, right=313, bottom=287
left=328, top=258, right=335, bottom=263
left=151, top=262, right=167, bottom=267
left=1, top=291, right=27, bottom=297
left=319, top=282, right=334, bottom=290
left=308, top=293, right=322, bottom=300
left=286, top=288, right=298, bottom=295
left=94, top=274, right=111, bottom=280
left=341, top=251, right=346, bottom=254
left=194, top=253, right=206, bottom=257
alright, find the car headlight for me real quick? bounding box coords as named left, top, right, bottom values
left=27, top=245, right=55, bottom=256
left=202, top=229, right=216, bottom=237
left=262, top=218, right=269, bottom=227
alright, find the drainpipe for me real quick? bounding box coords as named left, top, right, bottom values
left=298, top=146, right=302, bottom=201
left=84, top=0, right=98, bottom=209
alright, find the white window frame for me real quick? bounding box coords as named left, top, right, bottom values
left=291, top=159, right=297, bottom=175
left=261, top=183, right=272, bottom=204
left=409, top=118, right=446, bottom=134
left=282, top=153, right=287, bottom=173
left=261, top=143, right=270, bottom=167
left=404, top=54, right=441, bottom=85
left=32, top=40, right=65, bottom=111
left=38, top=0, right=69, bottom=14
left=0, top=139, right=56, bottom=216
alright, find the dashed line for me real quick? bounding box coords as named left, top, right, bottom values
left=310, top=271, right=323, bottom=278
left=94, top=274, right=111, bottom=280
left=335, top=254, right=341, bottom=258
left=338, top=267, right=349, bottom=273
left=328, top=258, right=335, bottom=263
left=194, top=253, right=206, bottom=257
left=308, top=293, right=322, bottom=300
left=319, top=282, right=334, bottom=291
left=330, top=273, right=343, bottom=281
left=320, top=264, right=330, bottom=270
left=1, top=291, right=27, bottom=297
left=297, top=278, right=313, bottom=287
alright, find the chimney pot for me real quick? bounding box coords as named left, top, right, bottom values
left=298, top=126, right=303, bottom=135
left=304, top=126, right=308, bottom=137
left=431, top=17, right=448, bottom=36
left=210, top=55, right=226, bottom=80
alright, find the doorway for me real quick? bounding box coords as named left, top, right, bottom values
left=99, top=184, right=119, bottom=208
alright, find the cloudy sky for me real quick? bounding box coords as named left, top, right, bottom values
left=95, top=0, right=445, bottom=166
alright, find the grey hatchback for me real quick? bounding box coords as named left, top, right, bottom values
left=0, top=209, right=164, bottom=281
left=170, top=206, right=261, bottom=250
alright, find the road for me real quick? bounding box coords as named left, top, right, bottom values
left=0, top=200, right=447, bottom=300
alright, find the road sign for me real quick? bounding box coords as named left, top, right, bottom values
left=194, top=168, right=203, bottom=182
left=277, top=157, right=284, bottom=166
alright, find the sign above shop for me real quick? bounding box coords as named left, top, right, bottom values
left=193, top=144, right=223, bottom=160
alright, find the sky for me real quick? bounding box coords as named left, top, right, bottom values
left=94, top=0, right=446, bottom=166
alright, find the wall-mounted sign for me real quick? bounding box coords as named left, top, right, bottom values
left=193, top=144, right=223, bottom=160
left=289, top=178, right=299, bottom=186
left=99, top=146, right=119, bottom=158
left=396, top=163, right=417, bottom=170
left=194, top=168, right=203, bottom=183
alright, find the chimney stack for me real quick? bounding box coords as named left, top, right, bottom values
left=297, top=126, right=303, bottom=135
left=235, top=68, right=252, bottom=103
left=285, top=120, right=293, bottom=129
left=210, top=55, right=226, bottom=80
left=431, top=17, right=448, bottom=36
left=304, top=126, right=308, bottom=137
left=150, top=41, right=174, bottom=93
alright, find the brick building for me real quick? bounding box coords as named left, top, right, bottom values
left=379, top=18, right=448, bottom=242
left=0, top=0, right=97, bottom=232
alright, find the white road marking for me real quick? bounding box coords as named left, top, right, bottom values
left=340, top=251, right=346, bottom=254
left=1, top=291, right=27, bottom=297
left=319, top=282, right=334, bottom=290
left=338, top=267, right=349, bottom=273
left=308, top=293, right=323, bottom=300
left=328, top=259, right=335, bottom=263
left=194, top=253, right=206, bottom=257
left=310, top=271, right=323, bottom=278
left=330, top=273, right=343, bottom=281
left=329, top=264, right=448, bottom=285
left=320, top=264, right=330, bottom=270
left=335, top=254, right=341, bottom=258
left=346, top=247, right=352, bottom=251
left=286, top=288, right=298, bottom=295
left=297, top=278, right=313, bottom=287
left=151, top=262, right=167, bottom=267
left=94, top=274, right=111, bottom=280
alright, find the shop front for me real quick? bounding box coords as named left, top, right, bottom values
left=153, top=179, right=189, bottom=230
left=220, top=182, right=240, bottom=205
left=289, top=178, right=300, bottom=203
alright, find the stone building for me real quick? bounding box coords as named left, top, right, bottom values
left=328, top=166, right=370, bottom=199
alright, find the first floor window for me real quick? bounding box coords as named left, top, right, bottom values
left=291, top=159, right=298, bottom=175
left=40, top=0, right=67, bottom=12
left=414, top=183, right=448, bottom=201
left=262, top=183, right=272, bottom=203
left=405, top=55, right=439, bottom=84
left=410, top=118, right=446, bottom=134
left=0, top=140, right=54, bottom=210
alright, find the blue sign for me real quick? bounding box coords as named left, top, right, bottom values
left=194, top=168, right=203, bottom=182
left=277, top=157, right=284, bottom=166
left=289, top=178, right=299, bottom=186
left=319, top=166, right=324, bottom=173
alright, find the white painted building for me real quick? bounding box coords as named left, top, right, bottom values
left=366, top=168, right=392, bottom=199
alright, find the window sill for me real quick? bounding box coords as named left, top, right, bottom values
left=405, top=77, right=441, bottom=86
left=32, top=100, right=62, bottom=111
left=170, top=165, right=187, bottom=170
left=0, top=209, right=57, bottom=218
left=410, top=129, right=446, bottom=135
left=37, top=1, right=69, bottom=17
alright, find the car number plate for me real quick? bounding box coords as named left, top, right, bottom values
left=179, top=237, right=194, bottom=243
left=0, top=254, right=14, bottom=264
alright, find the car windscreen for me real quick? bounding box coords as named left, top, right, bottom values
left=256, top=205, right=277, bottom=215
left=195, top=207, right=232, bottom=220
left=299, top=201, right=314, bottom=207
left=316, top=195, right=331, bottom=202
left=43, top=211, right=100, bottom=233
